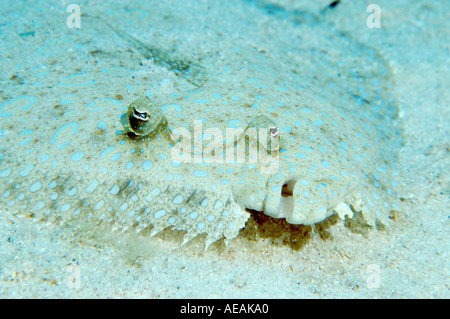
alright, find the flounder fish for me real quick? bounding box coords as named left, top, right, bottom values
left=0, top=0, right=402, bottom=250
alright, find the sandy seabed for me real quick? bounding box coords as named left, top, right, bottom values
left=0, top=0, right=448, bottom=298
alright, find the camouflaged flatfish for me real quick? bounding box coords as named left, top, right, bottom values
left=0, top=0, right=403, bottom=249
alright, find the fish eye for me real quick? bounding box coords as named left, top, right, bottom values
left=132, top=108, right=148, bottom=121
left=126, top=98, right=168, bottom=139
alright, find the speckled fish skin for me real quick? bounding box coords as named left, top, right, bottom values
left=0, top=0, right=402, bottom=249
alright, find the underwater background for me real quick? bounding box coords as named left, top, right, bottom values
left=0, top=0, right=448, bottom=298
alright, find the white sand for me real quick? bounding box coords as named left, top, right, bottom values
left=0, top=0, right=448, bottom=298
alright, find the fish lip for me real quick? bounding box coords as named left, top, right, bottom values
left=270, top=126, right=279, bottom=137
